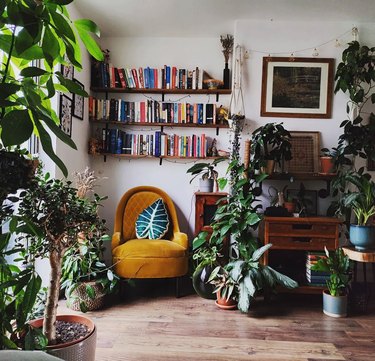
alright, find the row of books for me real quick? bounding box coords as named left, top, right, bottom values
left=306, top=252, right=329, bottom=286
left=89, top=97, right=218, bottom=125
left=91, top=62, right=205, bottom=90
left=101, top=129, right=209, bottom=157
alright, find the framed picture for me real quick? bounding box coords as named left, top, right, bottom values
left=61, top=58, right=74, bottom=80
left=72, top=79, right=84, bottom=120
left=288, top=131, right=320, bottom=173
left=59, top=94, right=72, bottom=137
left=261, top=57, right=334, bottom=118
left=287, top=188, right=318, bottom=216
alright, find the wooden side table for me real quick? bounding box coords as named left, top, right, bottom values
left=342, top=246, right=375, bottom=312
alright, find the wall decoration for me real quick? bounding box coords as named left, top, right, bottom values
left=368, top=158, right=375, bottom=171
left=288, top=131, right=320, bottom=173
left=61, top=61, right=74, bottom=80
left=261, top=57, right=334, bottom=118
left=72, top=79, right=84, bottom=120
left=59, top=94, right=72, bottom=137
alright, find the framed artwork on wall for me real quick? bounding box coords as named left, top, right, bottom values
left=59, top=94, right=72, bottom=137
left=288, top=131, right=320, bottom=173
left=261, top=57, right=334, bottom=118
left=72, top=79, right=84, bottom=120
left=287, top=188, right=318, bottom=216
left=61, top=62, right=74, bottom=80
left=368, top=157, right=375, bottom=171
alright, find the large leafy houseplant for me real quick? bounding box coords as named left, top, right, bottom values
left=17, top=171, right=108, bottom=345
left=0, top=0, right=104, bottom=176
left=192, top=158, right=298, bottom=313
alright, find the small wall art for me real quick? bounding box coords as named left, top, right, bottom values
left=59, top=94, right=72, bottom=137
left=72, top=79, right=84, bottom=120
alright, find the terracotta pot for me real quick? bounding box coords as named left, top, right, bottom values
left=284, top=201, right=296, bottom=213
left=215, top=292, right=237, bottom=310
left=320, top=156, right=336, bottom=174
left=29, top=315, right=97, bottom=361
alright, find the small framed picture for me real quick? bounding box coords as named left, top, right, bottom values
left=287, top=189, right=318, bottom=216
left=72, top=79, right=84, bottom=120
left=59, top=94, right=72, bottom=137
left=61, top=56, right=74, bottom=80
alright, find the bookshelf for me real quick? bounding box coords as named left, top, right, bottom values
left=89, top=90, right=230, bottom=161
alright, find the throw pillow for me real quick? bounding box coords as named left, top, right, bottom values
left=135, top=198, right=169, bottom=239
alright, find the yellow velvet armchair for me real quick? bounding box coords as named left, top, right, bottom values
left=112, top=186, right=189, bottom=284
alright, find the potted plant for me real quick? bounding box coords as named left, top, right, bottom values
left=16, top=170, right=108, bottom=359
left=227, top=243, right=298, bottom=313
left=311, top=247, right=351, bottom=317
left=207, top=265, right=238, bottom=309
left=186, top=158, right=225, bottom=192
left=61, top=234, right=119, bottom=312
left=191, top=231, right=222, bottom=300
left=204, top=158, right=298, bottom=313
left=333, top=170, right=375, bottom=250
left=320, top=147, right=338, bottom=174
left=250, top=122, right=292, bottom=174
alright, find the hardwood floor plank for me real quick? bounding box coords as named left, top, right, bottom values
left=57, top=291, right=375, bottom=361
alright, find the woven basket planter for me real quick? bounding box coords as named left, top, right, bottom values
left=66, top=282, right=106, bottom=312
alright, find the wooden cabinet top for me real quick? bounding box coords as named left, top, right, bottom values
left=263, top=216, right=341, bottom=224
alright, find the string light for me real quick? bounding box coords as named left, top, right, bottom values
left=312, top=48, right=319, bottom=57
left=246, top=28, right=353, bottom=56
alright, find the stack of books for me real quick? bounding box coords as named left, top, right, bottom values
left=91, top=63, right=205, bottom=90
left=305, top=251, right=330, bottom=287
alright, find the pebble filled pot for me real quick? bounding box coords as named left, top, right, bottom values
left=29, top=315, right=97, bottom=361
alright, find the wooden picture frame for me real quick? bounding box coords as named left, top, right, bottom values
left=261, top=57, right=334, bottom=118
left=72, top=79, right=84, bottom=120
left=288, top=131, right=320, bottom=173
left=59, top=94, right=72, bottom=137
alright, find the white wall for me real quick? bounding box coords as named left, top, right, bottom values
left=90, top=21, right=375, bottom=243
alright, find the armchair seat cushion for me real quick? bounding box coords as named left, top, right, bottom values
left=113, top=239, right=187, bottom=259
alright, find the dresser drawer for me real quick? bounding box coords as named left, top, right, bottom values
left=268, top=222, right=337, bottom=236
left=268, top=236, right=336, bottom=250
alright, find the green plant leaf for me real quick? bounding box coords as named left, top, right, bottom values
left=74, top=20, right=103, bottom=61
left=20, top=66, right=49, bottom=77
left=86, top=284, right=96, bottom=299
left=252, top=243, right=272, bottom=261
left=74, top=19, right=101, bottom=37
left=0, top=109, right=34, bottom=146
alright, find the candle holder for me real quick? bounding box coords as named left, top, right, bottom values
left=220, top=34, right=234, bottom=89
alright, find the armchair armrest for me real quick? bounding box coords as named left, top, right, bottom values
left=171, top=231, right=188, bottom=250
left=112, top=232, right=122, bottom=250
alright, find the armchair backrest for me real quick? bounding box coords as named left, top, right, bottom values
left=113, top=186, right=180, bottom=244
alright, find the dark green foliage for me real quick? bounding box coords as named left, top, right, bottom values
left=250, top=122, right=292, bottom=170
left=0, top=0, right=104, bottom=176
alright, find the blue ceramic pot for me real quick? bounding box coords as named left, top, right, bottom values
left=349, top=224, right=375, bottom=251
left=322, top=290, right=347, bottom=318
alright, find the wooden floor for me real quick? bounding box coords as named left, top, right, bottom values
left=59, top=281, right=375, bottom=361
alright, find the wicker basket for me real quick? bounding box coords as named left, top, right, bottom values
left=66, top=282, right=106, bottom=312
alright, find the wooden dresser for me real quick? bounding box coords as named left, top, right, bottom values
left=260, top=216, right=341, bottom=294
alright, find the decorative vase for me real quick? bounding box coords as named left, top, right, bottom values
left=29, top=315, right=97, bottom=361
left=192, top=264, right=216, bottom=299
left=223, top=62, right=230, bottom=89
left=199, top=178, right=214, bottom=193
left=349, top=224, right=375, bottom=251
left=322, top=290, right=347, bottom=318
